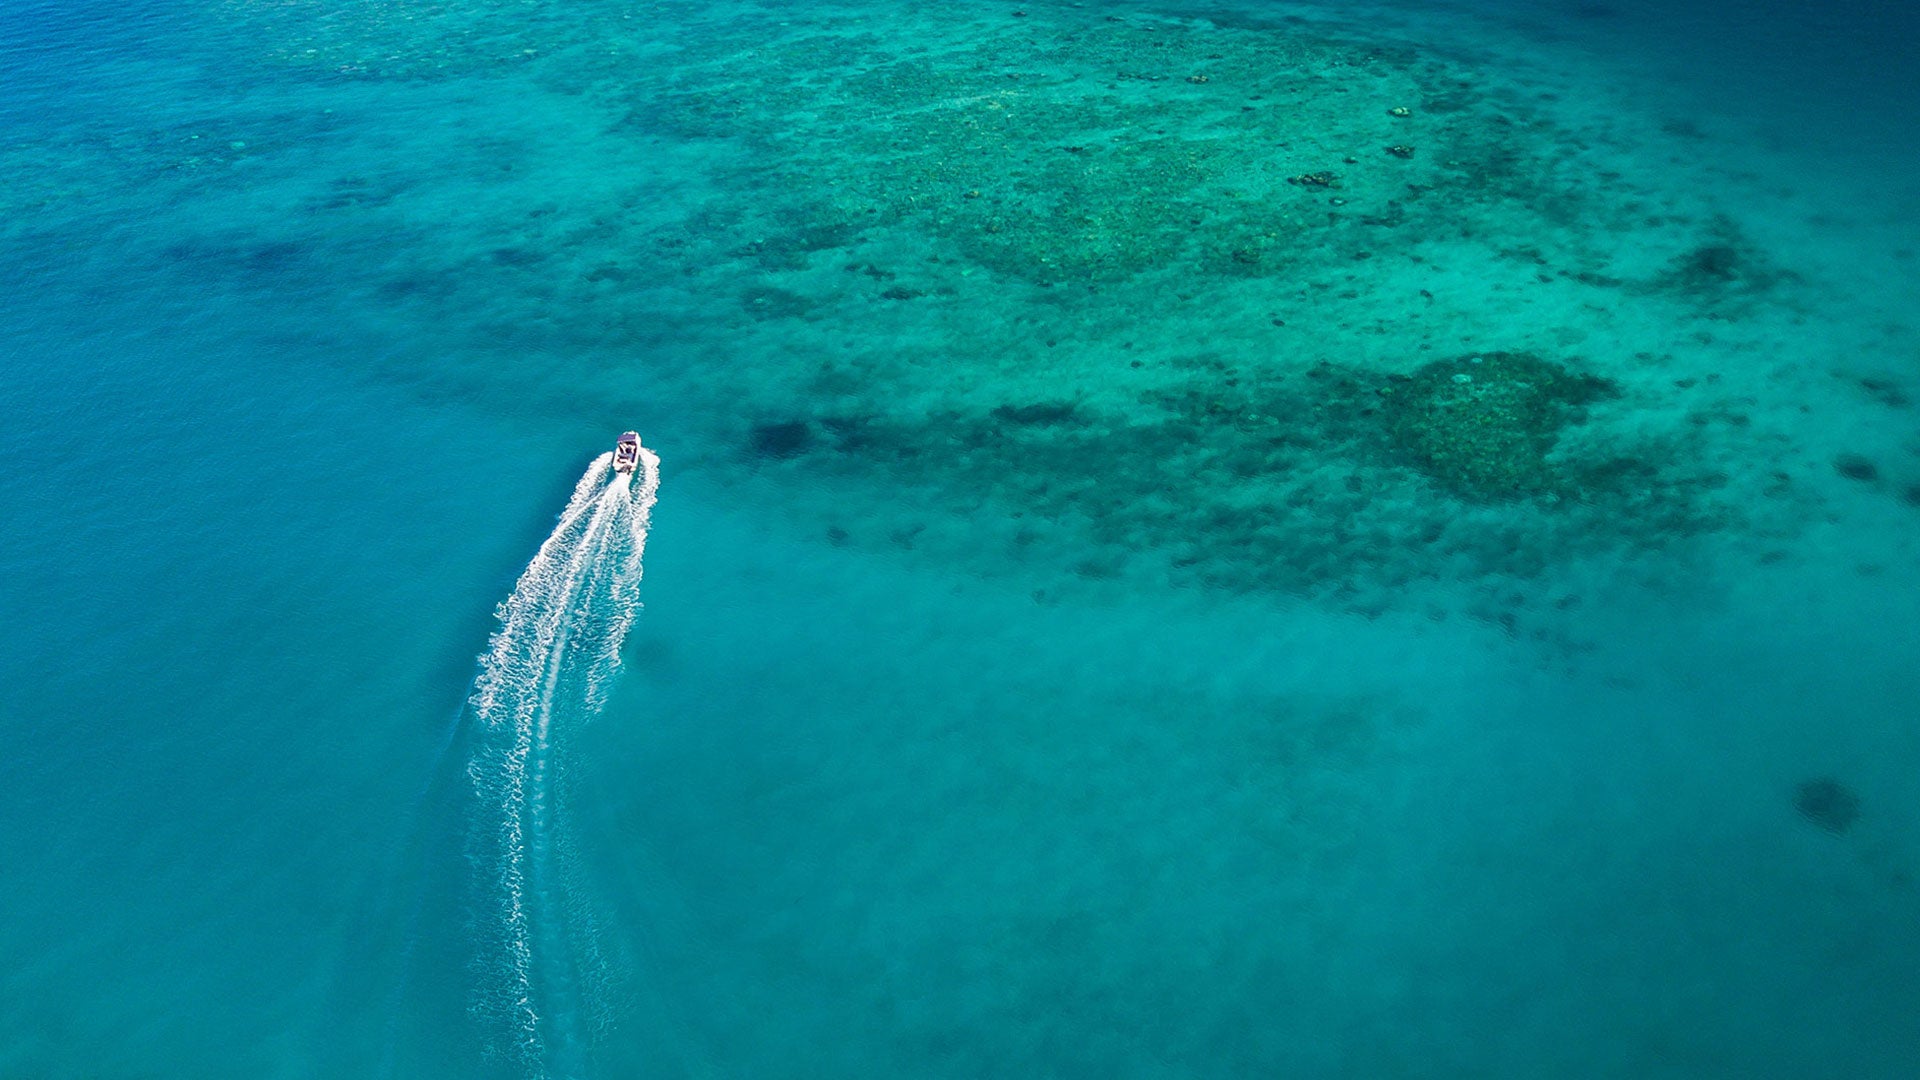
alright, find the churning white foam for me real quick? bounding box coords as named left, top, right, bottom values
left=466, top=446, right=660, bottom=1076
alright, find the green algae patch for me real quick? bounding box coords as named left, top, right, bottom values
left=1381, top=352, right=1617, bottom=500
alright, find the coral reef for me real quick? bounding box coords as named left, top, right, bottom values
left=1794, top=778, right=1860, bottom=833
left=1832, top=453, right=1879, bottom=482
left=749, top=420, right=815, bottom=459
left=89, top=1, right=1819, bottom=619
left=1381, top=352, right=1618, bottom=500
left=764, top=346, right=1722, bottom=606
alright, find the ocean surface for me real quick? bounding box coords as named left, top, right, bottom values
left=3, top=0, right=1918, bottom=1076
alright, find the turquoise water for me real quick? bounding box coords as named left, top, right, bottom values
left=5, top=0, right=1919, bottom=1076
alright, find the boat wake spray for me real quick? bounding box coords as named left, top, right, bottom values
left=465, top=440, right=659, bottom=1078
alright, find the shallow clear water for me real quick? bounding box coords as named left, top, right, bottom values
left=4, top=0, right=1918, bottom=1076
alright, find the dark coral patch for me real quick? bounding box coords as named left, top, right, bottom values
left=1654, top=216, right=1794, bottom=302
left=1379, top=352, right=1617, bottom=500
left=1676, top=244, right=1741, bottom=283
left=1794, top=777, right=1860, bottom=833
left=1833, top=454, right=1879, bottom=482
left=739, top=285, right=815, bottom=319
left=990, top=401, right=1080, bottom=426
left=748, top=420, right=815, bottom=459
left=1857, top=376, right=1909, bottom=408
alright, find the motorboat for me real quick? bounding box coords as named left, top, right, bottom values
left=613, top=431, right=642, bottom=473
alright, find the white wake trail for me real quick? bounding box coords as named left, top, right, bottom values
left=465, top=445, right=660, bottom=1077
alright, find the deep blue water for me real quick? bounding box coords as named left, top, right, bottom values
left=4, top=0, right=1918, bottom=1076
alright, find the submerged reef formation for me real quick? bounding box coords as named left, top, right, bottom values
left=133, top=0, right=1851, bottom=620
left=752, top=345, right=1723, bottom=605
left=575, top=5, right=1769, bottom=613
left=623, top=12, right=1637, bottom=292
left=1381, top=352, right=1619, bottom=500
left=1794, top=778, right=1860, bottom=834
